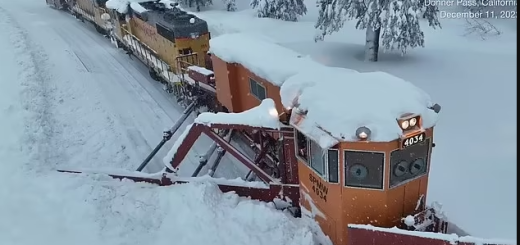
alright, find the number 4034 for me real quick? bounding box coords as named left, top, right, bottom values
left=312, top=186, right=327, bottom=202
left=403, top=133, right=424, bottom=147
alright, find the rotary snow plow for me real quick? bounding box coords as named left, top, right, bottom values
left=51, top=1, right=514, bottom=243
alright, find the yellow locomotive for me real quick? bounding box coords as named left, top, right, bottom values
left=60, top=0, right=112, bottom=34
left=106, top=1, right=211, bottom=90
left=57, top=0, right=211, bottom=92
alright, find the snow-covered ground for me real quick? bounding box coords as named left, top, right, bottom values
left=192, top=1, right=517, bottom=241
left=0, top=1, right=322, bottom=244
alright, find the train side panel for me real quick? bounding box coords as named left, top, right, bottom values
left=235, top=64, right=284, bottom=114
left=73, top=0, right=108, bottom=32
left=76, top=0, right=95, bottom=18
left=130, top=17, right=162, bottom=54
left=210, top=56, right=284, bottom=114
left=93, top=6, right=108, bottom=28
left=212, top=55, right=240, bottom=112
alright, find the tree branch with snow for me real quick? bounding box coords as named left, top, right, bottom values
left=250, top=0, right=307, bottom=21
left=315, top=0, right=441, bottom=62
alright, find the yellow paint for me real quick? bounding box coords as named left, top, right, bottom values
left=128, top=17, right=210, bottom=74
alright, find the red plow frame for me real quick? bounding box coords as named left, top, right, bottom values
left=57, top=115, right=515, bottom=245
left=60, top=121, right=302, bottom=207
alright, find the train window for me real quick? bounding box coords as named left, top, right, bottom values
left=249, top=78, right=266, bottom=100
left=344, top=151, right=384, bottom=189
left=327, top=149, right=339, bottom=183
left=389, top=139, right=430, bottom=188
left=295, top=130, right=309, bottom=162
left=309, top=140, right=325, bottom=176
left=179, top=48, right=193, bottom=55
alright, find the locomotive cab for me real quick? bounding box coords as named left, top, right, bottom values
left=292, top=109, right=437, bottom=245
left=123, top=2, right=210, bottom=72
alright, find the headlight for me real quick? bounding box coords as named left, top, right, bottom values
left=356, top=126, right=371, bottom=140
left=397, top=114, right=421, bottom=131
left=401, top=120, right=409, bottom=130
left=409, top=117, right=417, bottom=127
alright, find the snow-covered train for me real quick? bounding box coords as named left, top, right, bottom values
left=46, top=1, right=513, bottom=245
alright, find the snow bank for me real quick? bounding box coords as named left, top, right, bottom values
left=195, top=98, right=281, bottom=129
left=349, top=225, right=516, bottom=245
left=209, top=33, right=323, bottom=86
left=281, top=68, right=439, bottom=148
left=1, top=171, right=318, bottom=245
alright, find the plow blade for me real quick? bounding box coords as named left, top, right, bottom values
left=347, top=225, right=515, bottom=245
left=57, top=169, right=299, bottom=204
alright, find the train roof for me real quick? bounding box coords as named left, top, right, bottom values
left=106, top=0, right=208, bottom=39
left=106, top=0, right=148, bottom=14
left=209, top=33, right=439, bottom=148
left=210, top=34, right=324, bottom=86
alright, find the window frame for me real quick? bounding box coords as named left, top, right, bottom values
left=308, top=140, right=326, bottom=176
left=326, top=149, right=340, bottom=184
left=293, top=129, right=339, bottom=184
left=295, top=130, right=309, bottom=163
left=344, top=150, right=386, bottom=190
left=249, top=78, right=267, bottom=101
left=389, top=138, right=431, bottom=189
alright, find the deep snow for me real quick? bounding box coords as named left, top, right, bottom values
left=0, top=1, right=324, bottom=245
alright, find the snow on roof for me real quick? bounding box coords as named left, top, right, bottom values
left=194, top=98, right=281, bottom=129
left=129, top=2, right=147, bottom=13
left=280, top=68, right=439, bottom=148
left=209, top=33, right=323, bottom=86
left=105, top=0, right=149, bottom=14
left=349, top=224, right=516, bottom=245
left=210, top=33, right=438, bottom=148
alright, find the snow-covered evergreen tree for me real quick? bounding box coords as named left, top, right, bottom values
left=178, top=0, right=213, bottom=11
left=222, top=0, right=237, bottom=11
left=250, top=0, right=307, bottom=21
left=315, top=0, right=441, bottom=61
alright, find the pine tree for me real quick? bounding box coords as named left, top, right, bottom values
left=222, top=0, right=237, bottom=11
left=315, top=0, right=441, bottom=62
left=178, top=0, right=213, bottom=11
left=250, top=0, right=307, bottom=21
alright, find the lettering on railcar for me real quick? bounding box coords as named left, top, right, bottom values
left=309, top=173, right=328, bottom=202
